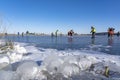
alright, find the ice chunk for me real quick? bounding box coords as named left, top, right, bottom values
left=0, top=55, right=10, bottom=70
left=43, top=54, right=64, bottom=73
left=16, top=60, right=39, bottom=80
left=93, top=62, right=105, bottom=74
left=78, top=58, right=92, bottom=70
left=60, top=63, right=80, bottom=78
left=34, top=69, right=47, bottom=80
left=87, top=56, right=98, bottom=63
left=7, top=52, right=23, bottom=63
left=14, top=44, right=27, bottom=54
left=0, top=55, right=10, bottom=64
left=0, top=70, right=19, bottom=80
left=0, top=62, right=10, bottom=70
left=45, top=59, right=63, bottom=73
left=63, top=56, right=79, bottom=65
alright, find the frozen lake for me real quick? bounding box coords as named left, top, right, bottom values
left=4, top=35, right=120, bottom=55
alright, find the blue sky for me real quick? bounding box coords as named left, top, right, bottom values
left=0, top=0, right=120, bottom=34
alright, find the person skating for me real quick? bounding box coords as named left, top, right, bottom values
left=90, top=26, right=96, bottom=38
left=68, top=30, right=74, bottom=37
left=108, top=27, right=115, bottom=38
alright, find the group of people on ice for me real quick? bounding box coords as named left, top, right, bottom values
left=67, top=26, right=96, bottom=38
left=51, top=26, right=120, bottom=38
left=90, top=26, right=119, bottom=39
left=91, top=27, right=120, bottom=38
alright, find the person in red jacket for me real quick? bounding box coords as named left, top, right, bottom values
left=108, top=27, right=115, bottom=38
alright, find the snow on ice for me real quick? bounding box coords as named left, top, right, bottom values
left=0, top=42, right=120, bottom=80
